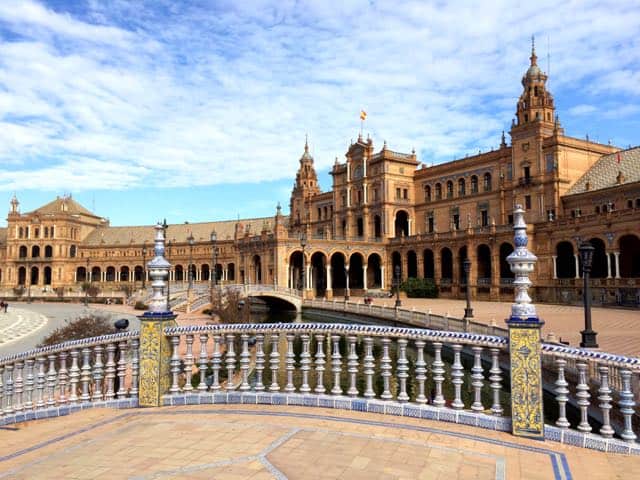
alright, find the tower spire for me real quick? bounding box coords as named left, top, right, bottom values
left=304, top=133, right=309, bottom=153
left=530, top=35, right=537, bottom=66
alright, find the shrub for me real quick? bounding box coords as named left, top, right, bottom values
left=400, top=278, right=438, bottom=298
left=86, top=285, right=101, bottom=298
left=38, top=314, right=115, bottom=347
left=13, top=285, right=25, bottom=296
left=134, top=300, right=148, bottom=310
left=209, top=289, right=251, bottom=324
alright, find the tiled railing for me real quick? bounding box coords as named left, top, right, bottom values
left=0, top=331, right=139, bottom=423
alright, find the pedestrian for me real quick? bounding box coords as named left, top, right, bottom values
left=3, top=301, right=8, bottom=313
left=0, top=300, right=4, bottom=312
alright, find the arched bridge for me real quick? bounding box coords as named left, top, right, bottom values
left=172, top=284, right=302, bottom=313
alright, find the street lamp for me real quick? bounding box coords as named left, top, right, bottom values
left=84, top=257, right=89, bottom=306
left=344, top=264, right=350, bottom=301
left=141, top=241, right=147, bottom=289
left=579, top=241, right=598, bottom=348
left=394, top=264, right=401, bottom=307
left=210, top=230, right=217, bottom=318
left=463, top=258, right=473, bottom=320
left=187, top=233, right=195, bottom=291
left=300, top=233, right=307, bottom=295
left=27, top=262, right=32, bottom=304
left=166, top=240, right=171, bottom=308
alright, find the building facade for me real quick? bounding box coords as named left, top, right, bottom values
left=1, top=46, right=639, bottom=305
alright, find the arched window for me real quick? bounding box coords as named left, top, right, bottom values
left=44, top=245, right=53, bottom=258
left=446, top=181, right=454, bottom=198
left=44, top=227, right=49, bottom=238
left=18, top=227, right=23, bottom=238
left=31, top=245, right=40, bottom=258
left=424, top=185, right=431, bottom=202
left=458, top=178, right=465, bottom=196
left=470, top=175, right=478, bottom=193
left=483, top=172, right=492, bottom=191
left=435, top=183, right=442, bottom=200
left=19, top=245, right=27, bottom=258
left=70, top=245, right=77, bottom=258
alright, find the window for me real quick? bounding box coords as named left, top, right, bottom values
left=595, top=206, right=600, bottom=214
left=627, top=200, right=633, bottom=209
left=427, top=213, right=434, bottom=233
left=507, top=214, right=514, bottom=224
left=525, top=195, right=531, bottom=210
left=18, top=227, right=23, bottom=238
left=545, top=153, right=554, bottom=173
left=396, top=188, right=401, bottom=200
left=524, top=166, right=530, bottom=181
left=446, top=181, right=453, bottom=198
left=317, top=207, right=321, bottom=220
left=506, top=164, right=513, bottom=180
left=403, top=188, right=408, bottom=200
left=70, top=245, right=77, bottom=258
left=357, top=190, right=362, bottom=204
left=373, top=188, right=378, bottom=201
left=546, top=209, right=555, bottom=221
left=435, top=183, right=442, bottom=200
left=458, top=179, right=465, bottom=196
left=470, top=176, right=478, bottom=193
left=44, top=227, right=48, bottom=238
left=424, top=185, right=431, bottom=202
left=481, top=210, right=488, bottom=227
left=34, top=228, right=39, bottom=238
left=452, top=214, right=460, bottom=230
left=51, top=226, right=54, bottom=238
left=483, top=173, right=492, bottom=191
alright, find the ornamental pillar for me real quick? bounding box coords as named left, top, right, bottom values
left=574, top=254, right=580, bottom=279
left=552, top=255, right=557, bottom=279
left=363, top=265, right=368, bottom=291
left=614, top=251, right=621, bottom=279
left=606, top=253, right=612, bottom=279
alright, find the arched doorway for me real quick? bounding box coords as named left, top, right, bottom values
left=174, top=265, right=184, bottom=281
left=201, top=264, right=210, bottom=282
left=423, top=249, right=434, bottom=279
left=619, top=234, right=640, bottom=277
left=458, top=246, right=468, bottom=284
left=310, top=252, right=326, bottom=297
left=30, top=266, right=39, bottom=285
left=134, top=265, right=144, bottom=282
left=43, top=266, right=52, bottom=285
left=367, top=253, right=382, bottom=289
left=106, top=266, right=116, bottom=282
left=587, top=238, right=607, bottom=278
left=476, top=244, right=492, bottom=283
left=330, top=252, right=347, bottom=292
left=214, top=264, right=223, bottom=283
left=499, top=243, right=514, bottom=282
left=227, top=263, right=235, bottom=282
left=349, top=253, right=364, bottom=289
left=394, top=210, right=409, bottom=237
left=252, top=255, right=262, bottom=283
left=289, top=251, right=303, bottom=289
left=120, top=266, right=130, bottom=282
left=407, top=250, right=417, bottom=278
left=91, top=266, right=101, bottom=283
left=374, top=215, right=382, bottom=239
left=556, top=242, right=575, bottom=278
left=76, top=266, right=87, bottom=283
left=441, top=248, right=453, bottom=280
left=391, top=251, right=402, bottom=280
left=18, top=266, right=26, bottom=285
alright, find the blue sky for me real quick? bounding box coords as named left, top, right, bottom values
left=1, top=0, right=639, bottom=227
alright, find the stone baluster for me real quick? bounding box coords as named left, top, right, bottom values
left=432, top=342, right=445, bottom=407
left=105, top=344, right=116, bottom=400
left=471, top=346, right=484, bottom=413
left=363, top=337, right=375, bottom=399
left=14, top=361, right=24, bottom=412
left=330, top=334, right=342, bottom=395
left=254, top=334, right=265, bottom=391
left=239, top=334, right=250, bottom=391
left=68, top=349, right=80, bottom=403
left=396, top=339, right=409, bottom=402
left=554, top=358, right=570, bottom=428
left=380, top=337, right=392, bottom=400
left=576, top=362, right=592, bottom=433
left=35, top=357, right=46, bottom=408
left=269, top=333, right=280, bottom=392
left=225, top=334, right=236, bottom=390
left=183, top=334, right=194, bottom=392
left=451, top=344, right=464, bottom=410
left=24, top=359, right=35, bottom=410
left=46, top=354, right=57, bottom=406
left=285, top=333, right=296, bottom=393
left=170, top=336, right=181, bottom=394
left=299, top=333, right=310, bottom=393
left=92, top=346, right=104, bottom=401
left=130, top=339, right=139, bottom=398
left=58, top=352, right=68, bottom=405
left=3, top=364, right=14, bottom=414
left=489, top=348, right=503, bottom=416
left=0, top=366, right=3, bottom=416
left=414, top=340, right=427, bottom=404
left=197, top=333, right=209, bottom=391
left=116, top=341, right=128, bottom=398
left=598, top=365, right=614, bottom=438
left=346, top=335, right=358, bottom=397
left=80, top=348, right=91, bottom=402
left=314, top=334, right=326, bottom=394
left=211, top=335, right=222, bottom=391
left=619, top=369, right=637, bottom=443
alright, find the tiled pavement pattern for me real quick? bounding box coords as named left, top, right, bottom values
left=0, top=308, right=47, bottom=346
left=2, top=405, right=640, bottom=479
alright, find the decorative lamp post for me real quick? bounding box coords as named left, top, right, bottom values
left=344, top=264, right=350, bottom=301
left=187, top=233, right=194, bottom=292
left=394, top=264, right=401, bottom=307
left=161, top=219, right=169, bottom=305
left=84, top=257, right=90, bottom=306
left=300, top=233, right=307, bottom=295
left=27, top=262, right=32, bottom=304
left=463, top=258, right=473, bottom=323
left=579, top=241, right=598, bottom=348
left=166, top=240, right=171, bottom=307
left=210, top=230, right=217, bottom=318
left=142, top=242, right=147, bottom=289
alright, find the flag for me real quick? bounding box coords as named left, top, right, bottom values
left=360, top=110, right=367, bottom=121
left=616, top=152, right=621, bottom=163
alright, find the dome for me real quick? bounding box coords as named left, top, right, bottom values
left=526, top=64, right=542, bottom=77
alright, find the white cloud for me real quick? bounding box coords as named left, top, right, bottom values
left=0, top=0, right=638, bottom=193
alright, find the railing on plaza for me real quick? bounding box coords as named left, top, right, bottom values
left=0, top=331, right=140, bottom=418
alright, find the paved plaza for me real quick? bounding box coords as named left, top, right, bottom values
left=0, top=404, right=638, bottom=480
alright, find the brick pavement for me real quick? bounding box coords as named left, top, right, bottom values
left=1, top=405, right=639, bottom=479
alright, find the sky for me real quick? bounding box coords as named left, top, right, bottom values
left=0, top=0, right=639, bottom=227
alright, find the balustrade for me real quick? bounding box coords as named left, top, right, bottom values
left=0, top=332, right=139, bottom=419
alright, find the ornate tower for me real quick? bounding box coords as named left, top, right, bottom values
left=9, top=194, right=19, bottom=217
left=289, top=137, right=321, bottom=229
